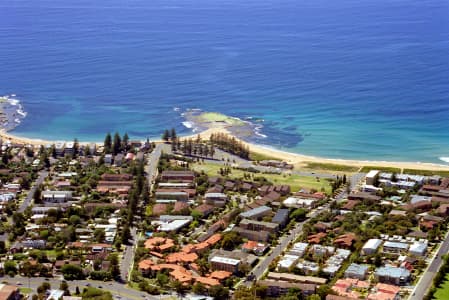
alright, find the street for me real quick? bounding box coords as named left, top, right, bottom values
left=409, top=229, right=449, bottom=300
left=2, top=276, right=169, bottom=300
left=19, top=171, right=48, bottom=213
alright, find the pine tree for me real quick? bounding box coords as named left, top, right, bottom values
left=170, top=128, right=177, bottom=141
left=122, top=133, right=130, bottom=151
left=112, top=132, right=121, bottom=155
left=162, top=129, right=170, bottom=142
left=104, top=133, right=112, bottom=154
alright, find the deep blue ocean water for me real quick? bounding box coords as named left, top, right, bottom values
left=0, top=0, right=448, bottom=163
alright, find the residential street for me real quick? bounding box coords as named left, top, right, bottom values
left=1, top=276, right=170, bottom=300
left=409, top=229, right=449, bottom=300
left=19, top=170, right=48, bottom=213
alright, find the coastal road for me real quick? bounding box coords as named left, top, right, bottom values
left=19, top=170, right=48, bottom=213
left=3, top=276, right=171, bottom=300
left=409, top=229, right=449, bottom=300
left=243, top=203, right=330, bottom=287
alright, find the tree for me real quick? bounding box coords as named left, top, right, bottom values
left=162, top=129, right=170, bottom=142
left=221, top=231, right=243, bottom=250
left=104, top=133, right=112, bottom=154
left=4, top=261, right=17, bottom=276
left=33, top=185, right=42, bottom=203
left=60, top=281, right=70, bottom=295
left=170, top=128, right=177, bottom=141
left=156, top=273, right=169, bottom=286
left=291, top=208, right=307, bottom=221
left=69, top=215, right=81, bottom=226
left=209, top=285, right=229, bottom=299
left=122, top=133, right=130, bottom=151
left=192, top=282, right=207, bottom=295
left=112, top=132, right=121, bottom=155
left=73, top=138, right=79, bottom=157
left=61, top=264, right=85, bottom=280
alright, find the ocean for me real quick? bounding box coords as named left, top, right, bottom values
left=0, top=0, right=448, bottom=163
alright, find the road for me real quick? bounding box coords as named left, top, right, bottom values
left=409, top=229, right=449, bottom=300
left=19, top=170, right=48, bottom=213
left=120, top=227, right=137, bottom=282
left=3, top=276, right=171, bottom=300
left=146, top=144, right=163, bottom=192
left=243, top=203, right=330, bottom=287
left=118, top=145, right=164, bottom=282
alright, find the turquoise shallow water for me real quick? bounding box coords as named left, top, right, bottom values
left=0, top=0, right=448, bottom=163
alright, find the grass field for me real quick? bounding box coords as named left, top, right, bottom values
left=360, top=166, right=402, bottom=173
left=434, top=274, right=449, bottom=300
left=192, top=162, right=331, bottom=193
left=303, top=162, right=359, bottom=173
left=403, top=169, right=449, bottom=177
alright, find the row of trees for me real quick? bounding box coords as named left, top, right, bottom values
left=210, top=132, right=250, bottom=159
left=103, top=132, right=130, bottom=155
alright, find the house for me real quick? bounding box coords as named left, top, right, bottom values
left=258, top=280, right=315, bottom=297
left=383, top=241, right=409, bottom=254
left=374, top=266, right=411, bottom=285
left=277, top=254, right=300, bottom=271
left=345, top=263, right=369, bottom=280
left=283, top=197, right=317, bottom=209
left=409, top=242, right=427, bottom=257
left=240, top=205, right=272, bottom=220
left=151, top=215, right=192, bottom=232
left=239, top=219, right=279, bottom=233
left=232, top=227, right=271, bottom=242
left=367, top=283, right=401, bottom=300
left=193, top=204, right=215, bottom=217
left=308, top=232, right=327, bottom=244
left=209, top=249, right=256, bottom=273
left=272, top=209, right=289, bottom=228
left=334, top=233, right=356, bottom=249
left=161, top=171, right=195, bottom=182
left=210, top=256, right=240, bottom=273
left=155, top=191, right=189, bottom=202
left=289, top=242, right=308, bottom=257
left=42, top=191, right=73, bottom=203
left=266, top=272, right=327, bottom=285
left=204, top=193, right=228, bottom=207
left=0, top=284, right=20, bottom=300
left=22, top=239, right=46, bottom=249
left=348, top=192, right=381, bottom=202
left=241, top=241, right=268, bottom=256
left=365, top=170, right=379, bottom=185
left=362, top=239, right=382, bottom=255
left=173, top=201, right=190, bottom=214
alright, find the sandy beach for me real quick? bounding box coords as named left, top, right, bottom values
left=1, top=126, right=449, bottom=172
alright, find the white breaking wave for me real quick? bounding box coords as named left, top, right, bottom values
left=182, top=121, right=194, bottom=129
left=439, top=157, right=449, bottom=163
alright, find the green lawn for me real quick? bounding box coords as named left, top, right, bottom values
left=192, top=162, right=331, bottom=193
left=303, top=162, right=359, bottom=173
left=434, top=274, right=449, bottom=300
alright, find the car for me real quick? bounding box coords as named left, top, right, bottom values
left=16, top=282, right=22, bottom=286
left=98, top=286, right=103, bottom=289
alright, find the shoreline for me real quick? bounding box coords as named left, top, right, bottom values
left=1, top=127, right=449, bottom=172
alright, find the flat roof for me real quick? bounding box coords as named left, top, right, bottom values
left=210, top=256, right=240, bottom=266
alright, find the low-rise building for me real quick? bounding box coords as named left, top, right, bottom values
left=204, top=193, right=228, bottom=207
left=272, top=208, right=289, bottom=228
left=344, top=263, right=369, bottom=280
left=258, top=280, right=316, bottom=297
left=409, top=242, right=427, bottom=257
left=383, top=241, right=409, bottom=254
left=362, top=239, right=382, bottom=255
left=42, top=190, right=73, bottom=203
left=374, top=266, right=411, bottom=285
left=239, top=219, right=279, bottom=233
left=240, top=205, right=272, bottom=220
